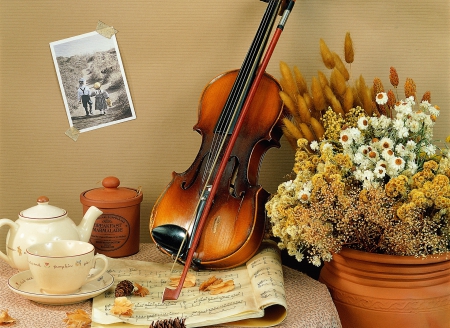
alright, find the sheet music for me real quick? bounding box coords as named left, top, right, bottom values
left=92, top=241, right=286, bottom=328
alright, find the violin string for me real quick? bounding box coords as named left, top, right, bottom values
left=179, top=0, right=280, bottom=262
left=199, top=0, right=279, bottom=209
left=201, top=0, right=280, bottom=187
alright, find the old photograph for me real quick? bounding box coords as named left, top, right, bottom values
left=50, top=31, right=135, bottom=133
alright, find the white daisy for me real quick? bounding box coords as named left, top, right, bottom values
left=357, top=116, right=370, bottom=130
left=397, top=126, right=409, bottom=138
left=405, top=140, right=417, bottom=151
left=422, top=144, right=436, bottom=156
left=406, top=160, right=418, bottom=174
left=374, top=162, right=387, bottom=179
left=407, top=119, right=421, bottom=133
left=389, top=156, right=405, bottom=173
left=310, top=140, right=319, bottom=151
left=379, top=137, right=394, bottom=150
left=375, top=92, right=388, bottom=105
left=381, top=148, right=395, bottom=161
left=339, top=130, right=353, bottom=146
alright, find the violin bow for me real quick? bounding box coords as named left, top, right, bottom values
left=162, top=0, right=296, bottom=302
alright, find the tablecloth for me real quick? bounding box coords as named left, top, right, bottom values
left=0, top=243, right=342, bottom=328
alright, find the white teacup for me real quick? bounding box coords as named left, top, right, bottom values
left=26, top=240, right=108, bottom=294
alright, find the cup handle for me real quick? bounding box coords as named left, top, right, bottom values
left=85, top=254, right=109, bottom=283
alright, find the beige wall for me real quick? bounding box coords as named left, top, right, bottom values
left=1, top=0, right=449, bottom=254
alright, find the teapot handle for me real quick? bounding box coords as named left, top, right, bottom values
left=0, top=219, right=18, bottom=266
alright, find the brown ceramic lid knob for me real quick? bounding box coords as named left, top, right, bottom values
left=102, top=176, right=120, bottom=189
left=37, top=196, right=50, bottom=203
left=82, top=176, right=139, bottom=203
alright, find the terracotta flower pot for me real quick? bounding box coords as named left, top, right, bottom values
left=319, top=247, right=450, bottom=328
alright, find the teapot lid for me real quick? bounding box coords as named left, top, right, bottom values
left=20, top=196, right=67, bottom=219
left=80, top=176, right=143, bottom=208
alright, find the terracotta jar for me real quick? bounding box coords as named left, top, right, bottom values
left=319, top=247, right=450, bottom=328
left=80, top=176, right=143, bottom=257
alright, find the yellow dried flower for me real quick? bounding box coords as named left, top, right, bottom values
left=389, top=66, right=399, bottom=87
left=342, top=88, right=354, bottom=113
left=359, top=189, right=369, bottom=202
left=333, top=52, right=350, bottom=80
left=396, top=202, right=417, bottom=221
left=330, top=68, right=347, bottom=96
left=333, top=153, right=353, bottom=170
left=421, top=91, right=431, bottom=103
left=424, top=160, right=439, bottom=172
left=310, top=117, right=325, bottom=140
left=311, top=76, right=327, bottom=111
left=293, top=66, right=308, bottom=96
left=302, top=92, right=314, bottom=111
left=320, top=38, right=335, bottom=69
left=446, top=135, right=450, bottom=144
left=385, top=175, right=409, bottom=198
left=434, top=196, right=450, bottom=209
left=296, top=138, right=309, bottom=150
left=387, top=89, right=396, bottom=108
left=279, top=91, right=299, bottom=121
left=317, top=70, right=329, bottom=88
left=322, top=107, right=344, bottom=140
left=299, top=122, right=316, bottom=142
left=373, top=77, right=384, bottom=94
left=279, top=61, right=298, bottom=100
left=270, top=33, right=450, bottom=265
left=296, top=94, right=312, bottom=123
left=330, top=95, right=346, bottom=117
left=282, top=117, right=304, bottom=150
left=344, top=32, right=354, bottom=64
left=404, top=77, right=416, bottom=99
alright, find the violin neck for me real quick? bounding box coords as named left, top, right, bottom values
left=214, top=0, right=282, bottom=135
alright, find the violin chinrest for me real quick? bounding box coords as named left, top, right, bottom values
left=152, top=224, right=188, bottom=256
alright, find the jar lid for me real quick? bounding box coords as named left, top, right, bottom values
left=20, top=196, right=67, bottom=219
left=80, top=176, right=143, bottom=208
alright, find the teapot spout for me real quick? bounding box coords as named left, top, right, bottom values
left=77, top=206, right=102, bottom=242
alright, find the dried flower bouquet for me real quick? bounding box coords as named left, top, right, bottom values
left=266, top=33, right=450, bottom=266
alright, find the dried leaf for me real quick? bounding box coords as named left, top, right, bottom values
left=199, top=275, right=219, bottom=291
left=63, top=309, right=91, bottom=328
left=110, top=297, right=134, bottom=316
left=199, top=276, right=236, bottom=295
left=205, top=278, right=224, bottom=290
left=0, top=310, right=15, bottom=325
left=133, top=282, right=149, bottom=297
left=169, top=272, right=196, bottom=288
left=207, top=280, right=235, bottom=295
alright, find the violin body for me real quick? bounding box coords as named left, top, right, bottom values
left=150, top=69, right=283, bottom=269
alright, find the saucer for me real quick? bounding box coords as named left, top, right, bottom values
left=8, top=270, right=114, bottom=305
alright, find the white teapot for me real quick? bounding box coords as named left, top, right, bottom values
left=0, top=196, right=102, bottom=271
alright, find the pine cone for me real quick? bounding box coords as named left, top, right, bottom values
left=149, top=317, right=186, bottom=328
left=115, top=280, right=134, bottom=297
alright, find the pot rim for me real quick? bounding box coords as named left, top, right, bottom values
left=337, top=247, right=450, bottom=265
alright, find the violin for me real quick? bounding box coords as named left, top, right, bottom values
left=150, top=0, right=295, bottom=301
